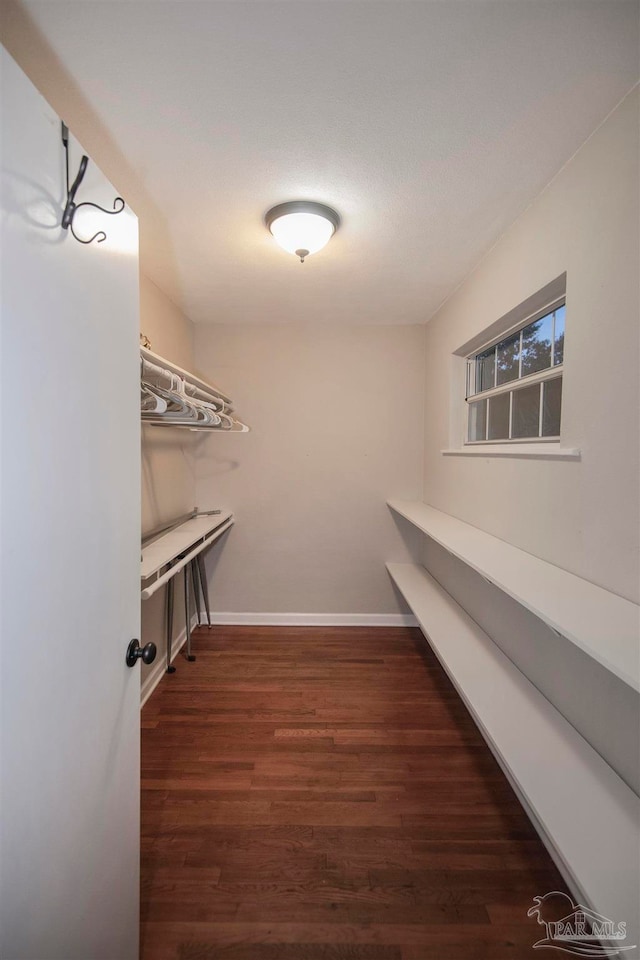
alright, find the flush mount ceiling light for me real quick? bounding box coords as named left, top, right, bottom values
left=265, top=201, right=340, bottom=263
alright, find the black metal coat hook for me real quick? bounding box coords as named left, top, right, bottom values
left=61, top=122, right=125, bottom=244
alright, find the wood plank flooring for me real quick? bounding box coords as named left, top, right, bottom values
left=140, top=626, right=569, bottom=959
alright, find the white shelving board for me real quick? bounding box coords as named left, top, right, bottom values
left=141, top=512, right=233, bottom=599
left=387, top=561, right=640, bottom=937
left=388, top=499, right=640, bottom=692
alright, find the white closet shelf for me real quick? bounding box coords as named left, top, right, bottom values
left=141, top=345, right=232, bottom=406
left=141, top=512, right=233, bottom=598
left=388, top=499, right=640, bottom=692
left=386, top=561, right=640, bottom=933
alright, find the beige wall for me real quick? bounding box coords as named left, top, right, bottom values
left=193, top=323, right=426, bottom=616
left=140, top=274, right=196, bottom=683
left=421, top=87, right=639, bottom=603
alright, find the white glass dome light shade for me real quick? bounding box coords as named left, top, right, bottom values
left=265, top=201, right=340, bottom=262
left=270, top=212, right=334, bottom=258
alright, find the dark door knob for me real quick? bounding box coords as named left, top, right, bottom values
left=126, top=639, right=157, bottom=668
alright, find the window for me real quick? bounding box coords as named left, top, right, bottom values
left=466, top=301, right=565, bottom=443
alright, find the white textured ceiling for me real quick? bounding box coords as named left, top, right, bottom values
left=17, top=1, right=640, bottom=324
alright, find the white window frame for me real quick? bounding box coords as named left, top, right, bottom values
left=465, top=297, right=565, bottom=446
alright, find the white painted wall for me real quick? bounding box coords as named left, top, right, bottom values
left=421, top=87, right=639, bottom=603
left=194, top=324, right=425, bottom=617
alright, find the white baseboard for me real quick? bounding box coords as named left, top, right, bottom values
left=201, top=612, right=418, bottom=627
left=140, top=614, right=198, bottom=708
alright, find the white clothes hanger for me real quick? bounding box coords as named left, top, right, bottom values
left=140, top=385, right=168, bottom=414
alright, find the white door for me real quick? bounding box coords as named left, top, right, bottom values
left=0, top=48, right=141, bottom=960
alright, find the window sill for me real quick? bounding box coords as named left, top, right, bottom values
left=442, top=443, right=581, bottom=460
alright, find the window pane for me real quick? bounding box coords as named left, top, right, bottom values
left=468, top=399, right=487, bottom=441
left=496, top=332, right=520, bottom=385
left=512, top=383, right=541, bottom=438
left=521, top=312, right=553, bottom=377
left=475, top=347, right=495, bottom=394
left=488, top=392, right=510, bottom=440
left=542, top=376, right=562, bottom=436
left=554, top=305, right=565, bottom=365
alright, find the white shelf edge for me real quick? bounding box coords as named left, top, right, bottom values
left=386, top=561, right=640, bottom=937
left=142, top=419, right=249, bottom=433
left=442, top=445, right=581, bottom=460
left=387, top=499, right=640, bottom=693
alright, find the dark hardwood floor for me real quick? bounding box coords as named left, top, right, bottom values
left=140, top=626, right=568, bottom=959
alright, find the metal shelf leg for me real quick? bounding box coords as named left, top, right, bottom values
left=191, top=559, right=202, bottom=626
left=184, top=565, right=196, bottom=662
left=196, top=553, right=213, bottom=629
left=165, top=572, right=176, bottom=674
